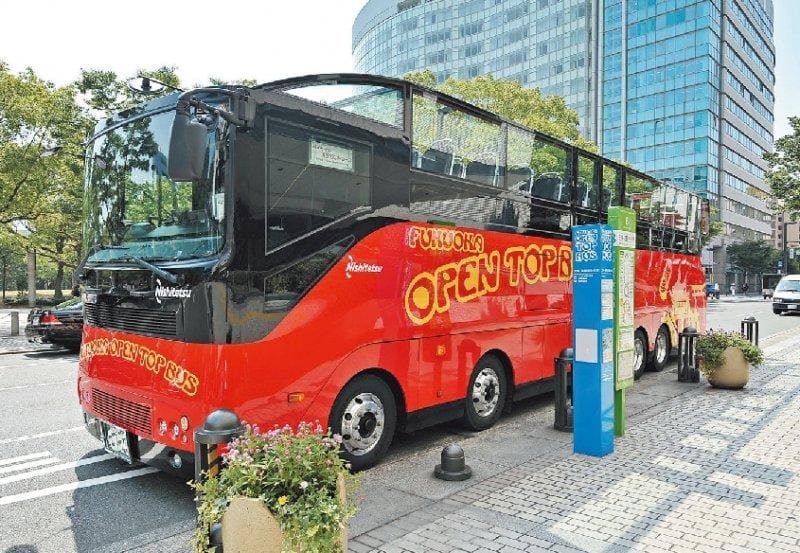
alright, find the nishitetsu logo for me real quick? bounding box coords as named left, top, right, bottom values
left=154, top=279, right=192, bottom=304
left=345, top=256, right=383, bottom=279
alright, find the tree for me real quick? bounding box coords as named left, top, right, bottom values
left=0, top=61, right=92, bottom=300
left=404, top=70, right=595, bottom=151
left=764, top=116, right=800, bottom=211
left=77, top=66, right=181, bottom=114
left=726, top=240, right=780, bottom=281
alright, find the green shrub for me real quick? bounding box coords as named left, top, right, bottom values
left=696, top=330, right=763, bottom=377
left=193, top=422, right=358, bottom=553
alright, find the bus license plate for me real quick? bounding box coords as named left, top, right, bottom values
left=101, top=422, right=134, bottom=463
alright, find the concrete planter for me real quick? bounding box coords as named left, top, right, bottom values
left=705, top=346, right=749, bottom=390
left=220, top=475, right=348, bottom=552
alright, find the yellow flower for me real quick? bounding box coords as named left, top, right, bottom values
left=278, top=495, right=288, bottom=506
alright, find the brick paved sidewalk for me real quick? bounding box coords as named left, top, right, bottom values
left=352, top=336, right=800, bottom=553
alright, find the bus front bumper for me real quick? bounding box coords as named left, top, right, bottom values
left=83, top=411, right=195, bottom=480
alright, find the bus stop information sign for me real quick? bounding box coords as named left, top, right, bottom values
left=608, top=206, right=636, bottom=437
left=571, top=224, right=615, bottom=457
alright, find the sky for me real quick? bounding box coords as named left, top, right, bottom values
left=0, top=0, right=797, bottom=138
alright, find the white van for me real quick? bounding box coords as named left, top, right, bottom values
left=772, top=275, right=800, bottom=314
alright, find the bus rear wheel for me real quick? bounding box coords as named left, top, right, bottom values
left=463, top=354, right=508, bottom=431
left=648, top=325, right=671, bottom=372
left=633, top=330, right=647, bottom=380
left=330, top=375, right=396, bottom=471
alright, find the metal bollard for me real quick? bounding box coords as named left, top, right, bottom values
left=194, top=409, right=244, bottom=484
left=677, top=327, right=699, bottom=383
left=741, top=316, right=759, bottom=346
left=554, top=347, right=574, bottom=432
left=10, top=312, right=19, bottom=336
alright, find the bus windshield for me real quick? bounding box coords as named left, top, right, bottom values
left=83, top=109, right=227, bottom=264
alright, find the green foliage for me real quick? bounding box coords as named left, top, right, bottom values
left=726, top=240, right=780, bottom=276
left=193, top=422, right=358, bottom=553
left=77, top=66, right=181, bottom=113
left=696, top=330, right=763, bottom=376
left=764, top=116, right=800, bottom=211
left=404, top=70, right=595, bottom=151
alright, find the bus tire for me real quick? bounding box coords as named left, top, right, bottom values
left=648, top=325, right=671, bottom=372
left=463, top=354, right=508, bottom=431
left=329, top=374, right=396, bottom=471
left=633, top=329, right=647, bottom=380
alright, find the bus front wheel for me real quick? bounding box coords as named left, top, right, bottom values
left=330, top=375, right=397, bottom=471
left=463, top=354, right=508, bottom=431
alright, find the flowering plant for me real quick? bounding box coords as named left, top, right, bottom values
left=695, top=329, right=763, bottom=377
left=193, top=421, right=358, bottom=553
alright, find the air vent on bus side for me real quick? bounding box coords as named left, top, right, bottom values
left=85, top=303, right=178, bottom=339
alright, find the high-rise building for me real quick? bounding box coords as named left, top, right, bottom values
left=352, top=0, right=776, bottom=285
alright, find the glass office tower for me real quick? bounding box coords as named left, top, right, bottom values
left=353, top=0, right=598, bottom=138
left=353, top=0, right=775, bottom=286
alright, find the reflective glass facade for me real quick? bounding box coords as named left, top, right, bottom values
left=600, top=0, right=774, bottom=283
left=353, top=0, right=596, bottom=137
left=353, top=0, right=775, bottom=278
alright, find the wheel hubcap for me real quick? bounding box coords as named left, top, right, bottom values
left=472, top=368, right=500, bottom=417
left=341, top=393, right=385, bottom=456
left=656, top=332, right=668, bottom=364
left=634, top=338, right=645, bottom=373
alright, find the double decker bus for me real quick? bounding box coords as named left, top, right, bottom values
left=77, top=74, right=707, bottom=473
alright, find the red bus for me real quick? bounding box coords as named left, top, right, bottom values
left=77, top=74, right=707, bottom=473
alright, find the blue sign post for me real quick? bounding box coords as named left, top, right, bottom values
left=571, top=224, right=615, bottom=457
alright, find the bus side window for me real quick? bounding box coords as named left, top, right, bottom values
left=506, top=126, right=535, bottom=193
left=574, top=154, right=599, bottom=225
left=265, top=120, right=371, bottom=251
left=601, top=164, right=621, bottom=211
left=575, top=155, right=598, bottom=210
left=411, top=93, right=502, bottom=186
left=624, top=171, right=656, bottom=223
left=530, top=137, right=570, bottom=203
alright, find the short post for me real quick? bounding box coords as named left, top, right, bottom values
left=194, top=409, right=244, bottom=484
left=740, top=316, right=759, bottom=346
left=10, top=312, right=19, bottom=336
left=554, top=347, right=574, bottom=432
left=677, top=326, right=699, bottom=383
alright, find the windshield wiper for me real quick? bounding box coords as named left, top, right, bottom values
left=123, top=256, right=178, bottom=284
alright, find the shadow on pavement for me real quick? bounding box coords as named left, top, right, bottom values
left=68, top=450, right=195, bottom=552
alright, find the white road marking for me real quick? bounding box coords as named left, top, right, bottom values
left=0, top=456, right=60, bottom=475
left=0, top=379, right=72, bottom=392
left=0, top=426, right=83, bottom=445
left=0, top=467, right=159, bottom=506
left=0, top=451, right=52, bottom=467
left=0, top=454, right=113, bottom=486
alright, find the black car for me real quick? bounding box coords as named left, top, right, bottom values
left=25, top=298, right=83, bottom=352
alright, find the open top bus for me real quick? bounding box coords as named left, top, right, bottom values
left=77, top=74, right=707, bottom=474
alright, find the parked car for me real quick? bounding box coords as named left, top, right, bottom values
left=772, top=275, right=800, bottom=315
left=25, top=298, right=83, bottom=352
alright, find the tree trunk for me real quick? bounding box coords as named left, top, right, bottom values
left=53, top=238, right=65, bottom=301
left=27, top=250, right=36, bottom=307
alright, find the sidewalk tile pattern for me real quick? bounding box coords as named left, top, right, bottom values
left=352, top=336, right=800, bottom=553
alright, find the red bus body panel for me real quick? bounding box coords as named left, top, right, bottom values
left=78, top=222, right=706, bottom=452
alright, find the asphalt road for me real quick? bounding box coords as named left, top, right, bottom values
left=0, top=300, right=796, bottom=552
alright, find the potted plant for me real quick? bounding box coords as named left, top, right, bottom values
left=695, top=330, right=763, bottom=389
left=193, top=422, right=358, bottom=553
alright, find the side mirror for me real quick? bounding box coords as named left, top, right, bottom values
left=168, top=111, right=208, bottom=181
left=71, top=285, right=80, bottom=297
